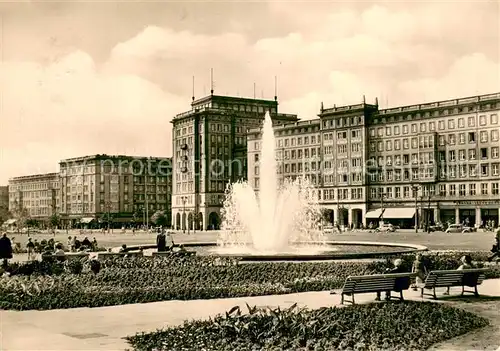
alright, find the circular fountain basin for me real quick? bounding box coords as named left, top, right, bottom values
left=124, top=241, right=427, bottom=262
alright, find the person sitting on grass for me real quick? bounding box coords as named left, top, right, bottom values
left=443, top=254, right=474, bottom=295
left=119, top=244, right=127, bottom=253
left=178, top=244, right=186, bottom=252
left=376, top=258, right=406, bottom=301
left=411, top=253, right=427, bottom=290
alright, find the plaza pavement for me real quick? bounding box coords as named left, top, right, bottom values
left=1, top=278, right=499, bottom=351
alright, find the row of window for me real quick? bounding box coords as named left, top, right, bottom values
left=9, top=181, right=59, bottom=191
left=443, top=148, right=500, bottom=162
left=369, top=114, right=498, bottom=137
left=371, top=182, right=500, bottom=200
left=321, top=116, right=363, bottom=129
left=369, top=147, right=500, bottom=168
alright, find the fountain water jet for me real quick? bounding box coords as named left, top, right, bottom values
left=217, top=111, right=328, bottom=255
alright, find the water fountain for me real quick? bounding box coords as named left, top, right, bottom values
left=216, top=112, right=329, bottom=255
left=133, top=114, right=427, bottom=260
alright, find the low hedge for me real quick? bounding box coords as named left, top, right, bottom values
left=0, top=251, right=498, bottom=310
left=126, top=302, right=489, bottom=351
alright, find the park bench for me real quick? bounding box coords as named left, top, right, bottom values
left=420, top=268, right=488, bottom=299
left=337, top=272, right=415, bottom=304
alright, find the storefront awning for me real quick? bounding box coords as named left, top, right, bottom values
left=365, top=209, right=383, bottom=219
left=4, top=219, right=16, bottom=225
left=80, top=217, right=95, bottom=224
left=382, top=208, right=416, bottom=219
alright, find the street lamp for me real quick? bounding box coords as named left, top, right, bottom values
left=181, top=196, right=188, bottom=234
left=380, top=192, right=387, bottom=226
left=411, top=184, right=421, bottom=233
left=105, top=200, right=112, bottom=233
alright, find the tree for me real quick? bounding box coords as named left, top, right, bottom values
left=99, top=213, right=113, bottom=230
left=0, top=204, right=10, bottom=225
left=49, top=213, right=61, bottom=229
left=151, top=210, right=168, bottom=227
left=12, top=201, right=29, bottom=232
left=25, top=218, right=38, bottom=227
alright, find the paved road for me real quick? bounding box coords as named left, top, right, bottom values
left=6, top=229, right=498, bottom=251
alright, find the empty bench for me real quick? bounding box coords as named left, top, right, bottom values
left=336, top=273, right=416, bottom=304
left=420, top=268, right=488, bottom=299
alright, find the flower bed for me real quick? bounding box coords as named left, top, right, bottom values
left=126, top=302, right=489, bottom=351
left=0, top=251, right=498, bottom=310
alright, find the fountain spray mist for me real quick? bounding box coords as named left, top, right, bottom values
left=218, top=111, right=326, bottom=254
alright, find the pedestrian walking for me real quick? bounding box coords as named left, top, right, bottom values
left=0, top=233, right=13, bottom=268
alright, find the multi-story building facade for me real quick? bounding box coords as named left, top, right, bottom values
left=8, top=173, right=60, bottom=225
left=248, top=92, right=500, bottom=229
left=171, top=94, right=297, bottom=231
left=59, top=155, right=172, bottom=228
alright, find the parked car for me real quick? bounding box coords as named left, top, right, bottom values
left=445, top=224, right=475, bottom=233
left=428, top=223, right=445, bottom=232
left=376, top=223, right=396, bottom=232
left=323, top=226, right=335, bottom=234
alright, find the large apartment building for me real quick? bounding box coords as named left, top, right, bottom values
left=171, top=93, right=297, bottom=231
left=248, top=92, right=500, bottom=229
left=59, top=155, right=172, bottom=228
left=8, top=173, right=60, bottom=225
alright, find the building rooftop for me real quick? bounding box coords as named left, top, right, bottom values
left=9, top=172, right=60, bottom=182
left=191, top=94, right=278, bottom=108
left=59, top=154, right=172, bottom=163
left=378, top=92, right=500, bottom=115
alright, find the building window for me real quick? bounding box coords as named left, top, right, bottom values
left=479, top=115, right=487, bottom=126
left=449, top=184, right=456, bottom=196
left=448, top=134, right=456, bottom=145
left=459, top=184, right=466, bottom=196
left=481, top=183, right=488, bottom=195
left=491, top=114, right=498, bottom=124
left=480, top=131, right=488, bottom=143
left=491, top=130, right=499, bottom=142
left=493, top=183, right=499, bottom=195
left=470, top=184, right=476, bottom=196
left=492, top=163, right=499, bottom=176
left=458, top=118, right=465, bottom=128
left=438, top=121, right=445, bottom=130
left=468, top=132, right=476, bottom=143
left=403, top=125, right=409, bottom=134
left=469, top=149, right=476, bottom=160
left=448, top=120, right=455, bottom=129
left=492, top=147, right=499, bottom=159
left=481, top=148, right=488, bottom=159
left=439, top=184, right=446, bottom=196
left=468, top=116, right=475, bottom=127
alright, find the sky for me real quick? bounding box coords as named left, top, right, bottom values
left=0, top=0, right=499, bottom=184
